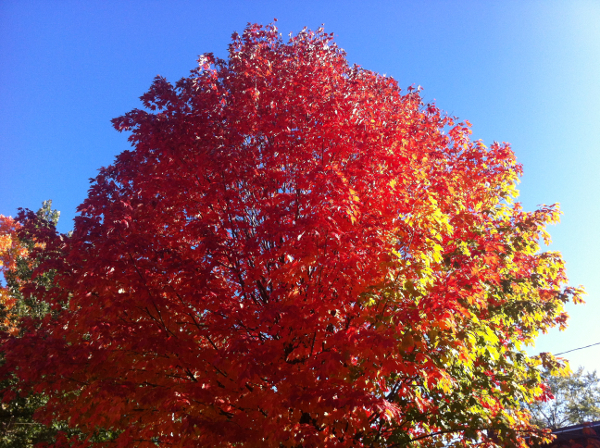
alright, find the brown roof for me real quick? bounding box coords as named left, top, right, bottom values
left=546, top=421, right=600, bottom=447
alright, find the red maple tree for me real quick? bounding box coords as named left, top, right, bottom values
left=1, top=23, right=582, bottom=447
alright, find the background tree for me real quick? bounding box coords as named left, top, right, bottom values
left=528, top=368, right=600, bottom=429
left=0, top=202, right=70, bottom=447
left=0, top=201, right=60, bottom=330
left=1, top=23, right=584, bottom=447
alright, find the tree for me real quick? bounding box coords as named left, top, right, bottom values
left=1, top=23, right=583, bottom=447
left=0, top=202, right=72, bottom=447
left=528, top=368, right=600, bottom=429
left=0, top=201, right=60, bottom=331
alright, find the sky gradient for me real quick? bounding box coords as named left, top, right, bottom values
left=1, top=0, right=599, bottom=372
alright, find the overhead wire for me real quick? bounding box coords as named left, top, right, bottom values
left=554, top=341, right=600, bottom=356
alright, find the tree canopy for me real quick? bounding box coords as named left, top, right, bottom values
left=0, top=23, right=584, bottom=447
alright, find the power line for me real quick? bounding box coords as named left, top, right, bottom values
left=554, top=341, right=600, bottom=356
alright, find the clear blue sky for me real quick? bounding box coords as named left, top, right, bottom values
left=1, top=1, right=599, bottom=372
